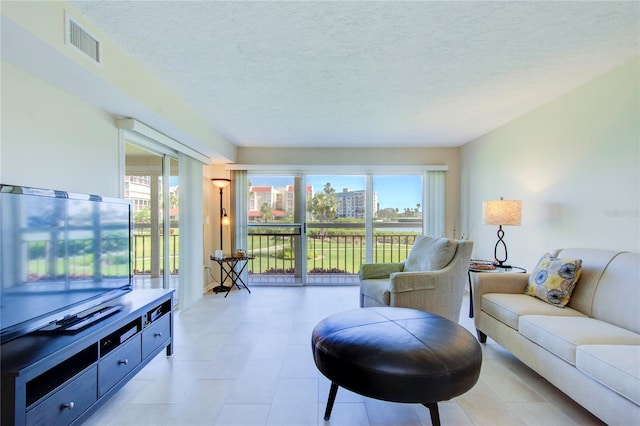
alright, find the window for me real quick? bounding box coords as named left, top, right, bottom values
left=237, top=168, right=446, bottom=286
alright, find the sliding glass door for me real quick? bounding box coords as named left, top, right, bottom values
left=124, top=143, right=180, bottom=302
left=244, top=172, right=436, bottom=286
left=247, top=175, right=304, bottom=285
left=305, top=175, right=366, bottom=284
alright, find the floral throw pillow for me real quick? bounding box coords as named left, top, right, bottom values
left=525, top=254, right=582, bottom=307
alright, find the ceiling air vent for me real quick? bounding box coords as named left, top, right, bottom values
left=65, top=13, right=101, bottom=65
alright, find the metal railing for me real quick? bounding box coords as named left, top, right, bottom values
left=247, top=233, right=418, bottom=276
left=129, top=232, right=417, bottom=278
left=132, top=234, right=179, bottom=274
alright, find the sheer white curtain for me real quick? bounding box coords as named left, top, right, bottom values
left=232, top=170, right=249, bottom=283
left=178, top=154, right=204, bottom=309
left=424, top=170, right=446, bottom=237
left=118, top=119, right=208, bottom=310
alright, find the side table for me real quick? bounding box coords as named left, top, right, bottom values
left=210, top=256, right=254, bottom=298
left=468, top=262, right=526, bottom=318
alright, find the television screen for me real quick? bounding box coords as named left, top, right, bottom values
left=0, top=184, right=133, bottom=343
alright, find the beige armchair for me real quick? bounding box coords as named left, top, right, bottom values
left=359, top=236, right=473, bottom=323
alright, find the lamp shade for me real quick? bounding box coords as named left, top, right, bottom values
left=221, top=208, right=230, bottom=226
left=211, top=178, right=231, bottom=188
left=483, top=198, right=521, bottom=226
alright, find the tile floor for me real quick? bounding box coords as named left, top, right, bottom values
left=84, top=285, right=605, bottom=426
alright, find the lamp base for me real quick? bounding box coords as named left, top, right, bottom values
left=493, top=226, right=510, bottom=268
left=211, top=285, right=230, bottom=293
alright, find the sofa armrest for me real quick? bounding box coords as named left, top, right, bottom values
left=471, top=273, right=530, bottom=327
left=360, top=262, right=404, bottom=280
left=472, top=272, right=530, bottom=296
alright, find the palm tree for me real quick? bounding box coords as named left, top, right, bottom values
left=259, top=202, right=274, bottom=222
left=308, top=183, right=337, bottom=222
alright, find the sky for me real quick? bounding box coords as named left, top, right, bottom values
left=249, top=175, right=423, bottom=211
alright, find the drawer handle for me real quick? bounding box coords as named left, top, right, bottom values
left=62, top=402, right=75, bottom=411
left=154, top=332, right=163, bottom=337
left=118, top=359, right=129, bottom=365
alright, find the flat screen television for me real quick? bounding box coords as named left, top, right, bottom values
left=0, top=184, right=133, bottom=344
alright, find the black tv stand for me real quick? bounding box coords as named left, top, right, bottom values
left=39, top=305, right=124, bottom=333
left=1, top=289, right=174, bottom=426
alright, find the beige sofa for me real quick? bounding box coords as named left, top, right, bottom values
left=472, top=248, right=640, bottom=425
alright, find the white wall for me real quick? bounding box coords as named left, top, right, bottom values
left=1, top=1, right=235, bottom=163
left=1, top=61, right=120, bottom=196
left=461, top=57, right=640, bottom=268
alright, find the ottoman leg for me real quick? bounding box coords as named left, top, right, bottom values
left=423, top=402, right=440, bottom=426
left=324, top=382, right=339, bottom=420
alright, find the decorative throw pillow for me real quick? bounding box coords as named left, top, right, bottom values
left=525, top=253, right=582, bottom=307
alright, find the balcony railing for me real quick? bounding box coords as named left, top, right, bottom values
left=247, top=233, right=418, bottom=276
left=130, top=232, right=418, bottom=279
left=132, top=234, right=179, bottom=274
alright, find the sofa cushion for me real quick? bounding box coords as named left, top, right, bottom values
left=360, top=278, right=391, bottom=305
left=403, top=236, right=457, bottom=272
left=519, top=315, right=640, bottom=365
left=525, top=254, right=582, bottom=307
left=482, top=293, right=586, bottom=330
left=576, top=345, right=640, bottom=405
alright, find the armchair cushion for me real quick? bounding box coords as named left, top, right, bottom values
left=403, top=236, right=457, bottom=272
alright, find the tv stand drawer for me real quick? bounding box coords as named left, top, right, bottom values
left=142, top=313, right=171, bottom=359
left=26, top=367, right=97, bottom=426
left=98, top=335, right=142, bottom=397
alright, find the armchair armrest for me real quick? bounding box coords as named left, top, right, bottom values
left=389, top=270, right=447, bottom=293
left=360, top=262, right=404, bottom=280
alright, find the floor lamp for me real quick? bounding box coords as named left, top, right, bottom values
left=483, top=197, right=521, bottom=268
left=211, top=178, right=231, bottom=293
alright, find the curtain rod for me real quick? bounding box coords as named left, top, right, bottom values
left=225, top=164, right=449, bottom=174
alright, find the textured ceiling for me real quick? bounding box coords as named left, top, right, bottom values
left=69, top=1, right=639, bottom=149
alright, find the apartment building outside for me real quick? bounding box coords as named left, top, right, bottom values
left=336, top=188, right=378, bottom=219
left=249, top=185, right=379, bottom=221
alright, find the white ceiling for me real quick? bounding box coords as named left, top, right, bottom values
left=69, top=1, right=639, bottom=149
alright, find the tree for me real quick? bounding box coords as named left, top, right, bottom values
left=376, top=207, right=398, bottom=221
left=169, top=193, right=179, bottom=209
left=134, top=208, right=151, bottom=224
left=259, top=202, right=274, bottom=222
left=308, top=182, right=337, bottom=222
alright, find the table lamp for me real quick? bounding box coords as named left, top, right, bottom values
left=483, top=197, right=521, bottom=267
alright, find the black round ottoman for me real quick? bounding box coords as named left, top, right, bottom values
left=311, top=307, right=482, bottom=426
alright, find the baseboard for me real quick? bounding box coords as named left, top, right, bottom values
left=203, top=282, right=216, bottom=293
